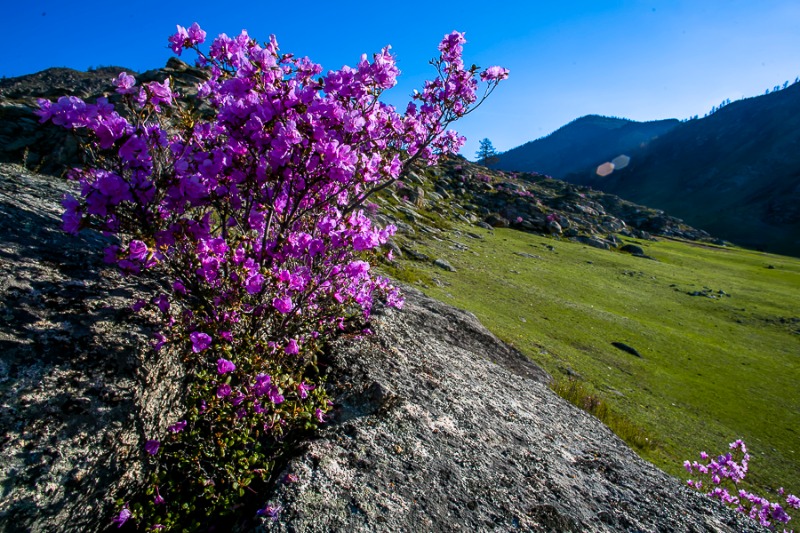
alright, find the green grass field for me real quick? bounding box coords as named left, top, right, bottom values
left=383, top=220, right=800, bottom=495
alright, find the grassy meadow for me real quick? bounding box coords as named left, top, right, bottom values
left=382, top=216, right=800, bottom=495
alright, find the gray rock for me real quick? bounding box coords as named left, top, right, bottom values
left=399, top=246, right=429, bottom=262
left=547, top=220, right=562, bottom=235
left=433, top=186, right=451, bottom=199
left=485, top=213, right=510, bottom=228
left=410, top=186, right=425, bottom=208
left=0, top=164, right=179, bottom=532
left=392, top=221, right=415, bottom=236
left=433, top=258, right=456, bottom=272
left=405, top=171, right=424, bottom=185
left=620, top=244, right=645, bottom=256
left=426, top=190, right=442, bottom=202
left=262, top=288, right=762, bottom=533
left=575, top=235, right=612, bottom=250
left=396, top=206, right=421, bottom=221
left=386, top=241, right=402, bottom=259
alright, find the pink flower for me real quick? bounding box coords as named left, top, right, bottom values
left=216, top=358, right=236, bottom=374
left=481, top=66, right=509, bottom=81
left=256, top=504, right=282, bottom=520
left=168, top=25, right=189, bottom=55
left=272, top=296, right=293, bottom=314
left=298, top=382, right=315, bottom=399
left=145, top=439, right=160, bottom=455
left=285, top=339, right=299, bottom=355
left=167, top=420, right=187, bottom=433
left=190, top=332, right=212, bottom=352
left=114, top=72, right=136, bottom=94
left=246, top=272, right=264, bottom=294
left=187, top=22, right=206, bottom=45
left=112, top=506, right=132, bottom=528
left=267, top=386, right=284, bottom=405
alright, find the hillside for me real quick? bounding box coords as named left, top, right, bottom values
left=563, top=85, right=800, bottom=256
left=373, top=159, right=800, bottom=498
left=0, top=162, right=768, bottom=532
left=495, top=86, right=800, bottom=257
left=492, top=115, right=679, bottom=178
left=0, top=63, right=795, bottom=531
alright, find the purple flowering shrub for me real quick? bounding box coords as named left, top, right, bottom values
left=684, top=440, right=798, bottom=531
left=38, top=22, right=506, bottom=530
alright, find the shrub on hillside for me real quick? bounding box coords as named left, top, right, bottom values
left=38, top=22, right=506, bottom=530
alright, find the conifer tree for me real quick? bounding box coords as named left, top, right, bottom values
left=476, top=138, right=499, bottom=165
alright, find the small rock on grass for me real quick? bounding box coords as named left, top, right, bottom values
left=433, top=259, right=456, bottom=272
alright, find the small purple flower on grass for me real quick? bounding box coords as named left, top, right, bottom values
left=154, top=486, right=165, bottom=505
left=217, top=358, right=236, bottom=374
left=190, top=331, right=212, bottom=352
left=113, top=506, right=132, bottom=528
left=787, top=494, right=800, bottom=508
left=217, top=384, right=231, bottom=398
left=246, top=273, right=264, bottom=294
left=145, top=439, right=160, bottom=455
left=315, top=408, right=327, bottom=423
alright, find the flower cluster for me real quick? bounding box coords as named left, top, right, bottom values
left=40, top=23, right=505, bottom=531
left=684, top=440, right=798, bottom=531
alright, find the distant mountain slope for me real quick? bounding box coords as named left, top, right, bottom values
left=561, top=85, right=800, bottom=256
left=492, top=115, right=680, bottom=178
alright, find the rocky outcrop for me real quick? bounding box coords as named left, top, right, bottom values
left=0, top=163, right=763, bottom=532
left=0, top=55, right=766, bottom=532
left=260, top=287, right=762, bottom=532
left=0, top=164, right=179, bottom=531
left=374, top=159, right=716, bottom=260
left=0, top=59, right=208, bottom=175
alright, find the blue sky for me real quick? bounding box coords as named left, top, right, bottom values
left=4, top=1, right=800, bottom=159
